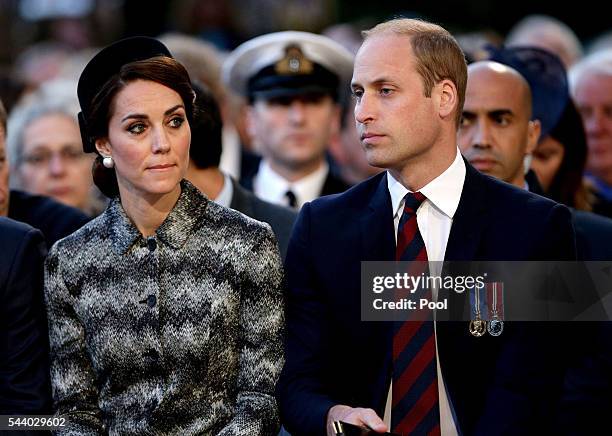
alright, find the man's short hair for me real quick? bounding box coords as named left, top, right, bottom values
left=362, top=18, right=467, bottom=126
left=569, top=49, right=612, bottom=93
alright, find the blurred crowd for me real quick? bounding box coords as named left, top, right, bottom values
left=1, top=3, right=612, bottom=226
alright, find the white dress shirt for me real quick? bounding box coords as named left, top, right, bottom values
left=212, top=173, right=234, bottom=209
left=218, top=125, right=242, bottom=180
left=384, top=148, right=466, bottom=436
left=253, top=159, right=329, bottom=209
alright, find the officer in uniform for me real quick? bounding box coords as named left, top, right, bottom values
left=223, top=31, right=354, bottom=209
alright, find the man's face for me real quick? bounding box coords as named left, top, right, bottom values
left=18, top=113, right=94, bottom=211
left=0, top=127, right=9, bottom=216
left=458, top=63, right=540, bottom=187
left=351, top=34, right=441, bottom=172
left=247, top=93, right=340, bottom=171
left=573, top=72, right=612, bottom=180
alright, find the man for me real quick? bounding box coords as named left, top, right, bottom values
left=186, top=82, right=297, bottom=259
left=222, top=31, right=353, bottom=209
left=459, top=58, right=612, bottom=260
left=0, top=217, right=51, bottom=414
left=569, top=50, right=612, bottom=217
left=459, top=57, right=612, bottom=433
left=458, top=61, right=540, bottom=189
left=0, top=98, right=89, bottom=247
left=277, top=19, right=576, bottom=436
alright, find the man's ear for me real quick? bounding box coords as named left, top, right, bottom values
left=95, top=138, right=111, bottom=156
left=526, top=119, right=542, bottom=154
left=437, top=79, right=458, bottom=121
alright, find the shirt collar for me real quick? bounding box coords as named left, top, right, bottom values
left=108, top=179, right=209, bottom=254
left=387, top=147, right=466, bottom=219
left=213, top=172, right=234, bottom=208
left=254, top=159, right=329, bottom=208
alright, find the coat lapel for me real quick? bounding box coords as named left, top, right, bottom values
left=359, top=173, right=396, bottom=262
left=437, top=161, right=492, bottom=433
left=444, top=160, right=489, bottom=262
left=229, top=178, right=255, bottom=217
left=358, top=173, right=396, bottom=412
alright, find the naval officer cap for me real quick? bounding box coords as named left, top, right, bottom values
left=222, top=31, right=354, bottom=101
left=77, top=36, right=173, bottom=153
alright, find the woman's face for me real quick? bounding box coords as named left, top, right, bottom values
left=531, top=136, right=565, bottom=192
left=97, top=79, right=190, bottom=202
left=18, top=112, right=94, bottom=211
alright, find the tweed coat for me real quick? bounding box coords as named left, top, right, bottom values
left=44, top=180, right=285, bottom=435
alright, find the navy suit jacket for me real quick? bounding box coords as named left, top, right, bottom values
left=9, top=190, right=90, bottom=248
left=277, top=162, right=577, bottom=436
left=229, top=178, right=297, bottom=260
left=525, top=171, right=612, bottom=433
left=0, top=217, right=51, bottom=414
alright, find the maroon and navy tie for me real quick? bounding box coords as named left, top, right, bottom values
left=392, top=192, right=441, bottom=436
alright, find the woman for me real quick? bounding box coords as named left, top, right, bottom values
left=44, top=37, right=284, bottom=435
left=6, top=80, right=105, bottom=216
left=531, top=97, right=594, bottom=211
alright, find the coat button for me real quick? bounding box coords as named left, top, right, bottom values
left=143, top=349, right=159, bottom=361
left=147, top=238, right=157, bottom=252
left=147, top=295, right=157, bottom=308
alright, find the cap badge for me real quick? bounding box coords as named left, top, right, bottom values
left=275, top=44, right=313, bottom=75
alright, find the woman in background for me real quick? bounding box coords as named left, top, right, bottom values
left=531, top=97, right=593, bottom=211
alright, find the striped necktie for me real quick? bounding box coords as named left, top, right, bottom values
left=392, top=192, right=440, bottom=435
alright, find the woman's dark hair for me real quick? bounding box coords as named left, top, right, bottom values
left=88, top=56, right=195, bottom=197
left=546, top=98, right=592, bottom=211
left=190, top=81, right=223, bottom=169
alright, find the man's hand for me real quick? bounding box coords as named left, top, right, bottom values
left=326, top=405, right=388, bottom=435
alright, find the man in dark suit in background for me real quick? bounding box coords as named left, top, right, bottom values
left=277, top=18, right=576, bottom=436
left=459, top=57, right=612, bottom=435
left=185, top=82, right=297, bottom=259
left=0, top=217, right=51, bottom=415
left=222, top=31, right=353, bottom=209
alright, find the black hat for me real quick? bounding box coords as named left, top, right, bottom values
left=77, top=36, right=173, bottom=153
left=222, top=31, right=354, bottom=101
left=487, top=45, right=569, bottom=139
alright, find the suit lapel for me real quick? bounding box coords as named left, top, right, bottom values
left=439, top=160, right=489, bottom=322
left=229, top=179, right=255, bottom=217
left=360, top=173, right=396, bottom=262
left=358, top=173, right=396, bottom=412
left=444, top=160, right=489, bottom=262
left=438, top=161, right=492, bottom=433
left=321, top=171, right=351, bottom=196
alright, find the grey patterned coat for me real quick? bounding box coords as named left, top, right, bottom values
left=44, top=180, right=285, bottom=435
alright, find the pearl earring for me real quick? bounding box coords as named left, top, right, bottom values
left=102, top=156, right=114, bottom=169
